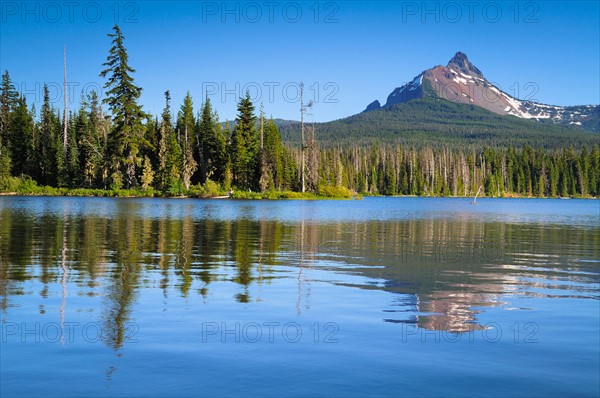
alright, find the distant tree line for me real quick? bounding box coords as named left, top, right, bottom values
left=0, top=25, right=598, bottom=197
left=305, top=144, right=600, bottom=197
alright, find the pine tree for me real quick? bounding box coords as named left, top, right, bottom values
left=230, top=92, right=257, bottom=190
left=100, top=24, right=146, bottom=188
left=257, top=103, right=270, bottom=192
left=263, top=118, right=288, bottom=190
left=221, top=120, right=233, bottom=190
left=65, top=109, right=82, bottom=187
left=210, top=109, right=228, bottom=183
left=9, top=96, right=34, bottom=177
left=590, top=145, right=600, bottom=196
left=0, top=71, right=18, bottom=184
left=54, top=109, right=68, bottom=187
left=38, top=85, right=59, bottom=185
left=306, top=123, right=320, bottom=192
left=78, top=91, right=106, bottom=188
left=143, top=115, right=159, bottom=174
left=157, top=115, right=168, bottom=191
left=176, top=92, right=197, bottom=189
left=196, top=97, right=211, bottom=184
left=0, top=70, right=18, bottom=150
left=140, top=156, right=154, bottom=190
left=195, top=98, right=227, bottom=184
left=157, top=91, right=181, bottom=192
left=0, top=145, right=11, bottom=189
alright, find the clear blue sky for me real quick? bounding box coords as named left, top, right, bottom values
left=1, top=1, right=599, bottom=122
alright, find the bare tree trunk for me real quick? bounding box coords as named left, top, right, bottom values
left=472, top=185, right=482, bottom=204
left=300, top=83, right=305, bottom=193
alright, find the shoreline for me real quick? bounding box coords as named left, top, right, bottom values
left=1, top=191, right=596, bottom=200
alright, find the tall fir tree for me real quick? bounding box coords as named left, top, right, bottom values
left=262, top=118, right=287, bottom=190
left=9, top=95, right=34, bottom=177
left=176, top=92, right=197, bottom=189
left=100, top=24, right=146, bottom=188
left=230, top=92, right=257, bottom=190
left=78, top=91, right=106, bottom=188
left=210, top=109, right=227, bottom=183
left=157, top=91, right=181, bottom=192
left=0, top=70, right=19, bottom=181
left=38, top=84, right=60, bottom=185
left=196, top=97, right=226, bottom=184
left=143, top=116, right=159, bottom=181
left=0, top=70, right=19, bottom=150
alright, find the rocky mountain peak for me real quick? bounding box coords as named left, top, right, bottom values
left=361, top=51, right=597, bottom=131
left=446, top=51, right=484, bottom=78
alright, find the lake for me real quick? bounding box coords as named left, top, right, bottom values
left=0, top=196, right=598, bottom=397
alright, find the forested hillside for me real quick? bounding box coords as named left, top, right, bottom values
left=279, top=97, right=598, bottom=148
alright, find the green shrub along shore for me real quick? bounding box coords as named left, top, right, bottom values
left=0, top=176, right=356, bottom=199
left=3, top=175, right=596, bottom=200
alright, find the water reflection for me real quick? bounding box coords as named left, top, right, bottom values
left=0, top=198, right=598, bottom=349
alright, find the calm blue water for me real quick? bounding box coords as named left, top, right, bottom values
left=0, top=197, right=599, bottom=397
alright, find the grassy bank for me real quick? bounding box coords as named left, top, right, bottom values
left=231, top=185, right=356, bottom=200
left=0, top=176, right=357, bottom=200
left=3, top=176, right=594, bottom=200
